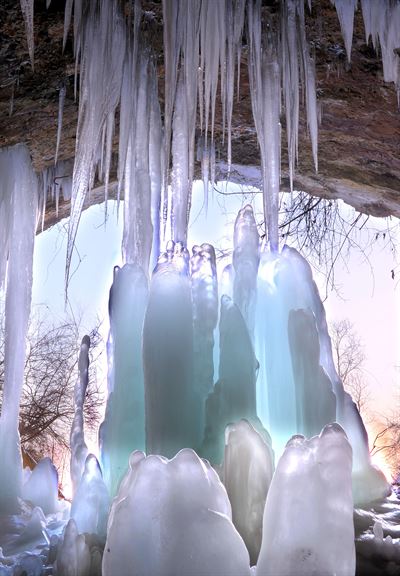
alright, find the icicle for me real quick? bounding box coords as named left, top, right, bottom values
left=171, top=71, right=189, bottom=243
left=66, top=0, right=126, bottom=294
left=54, top=83, right=66, bottom=166
left=9, top=80, right=15, bottom=117
left=20, top=0, right=35, bottom=70
left=331, top=0, right=357, bottom=63
left=46, top=0, right=52, bottom=8
left=149, top=67, right=163, bottom=271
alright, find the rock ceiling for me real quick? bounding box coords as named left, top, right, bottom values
left=0, top=0, right=399, bottom=228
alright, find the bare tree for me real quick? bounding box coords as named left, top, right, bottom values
left=330, top=318, right=370, bottom=415
left=0, top=309, right=104, bottom=463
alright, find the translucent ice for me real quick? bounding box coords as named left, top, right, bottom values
left=100, top=264, right=148, bottom=495
left=257, top=424, right=355, bottom=576
left=103, top=449, right=251, bottom=576
left=70, top=336, right=90, bottom=494
left=143, top=243, right=198, bottom=456
left=19, top=0, right=34, bottom=70
left=224, top=419, right=275, bottom=565
left=54, top=519, right=91, bottom=576
left=22, top=458, right=59, bottom=515
left=0, top=144, right=38, bottom=514
left=70, top=455, right=109, bottom=540
left=202, top=295, right=259, bottom=464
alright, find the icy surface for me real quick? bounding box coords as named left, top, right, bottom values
left=22, top=458, right=59, bottom=515
left=257, top=424, right=355, bottom=576
left=202, top=295, right=259, bottom=464
left=232, top=204, right=260, bottom=336
left=103, top=449, right=251, bottom=576
left=224, top=420, right=274, bottom=566
left=0, top=144, right=38, bottom=514
left=71, top=455, right=109, bottom=540
left=143, top=242, right=198, bottom=457
left=70, top=335, right=90, bottom=495
left=100, top=264, right=148, bottom=495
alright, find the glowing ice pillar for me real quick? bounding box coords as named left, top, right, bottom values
left=0, top=144, right=38, bottom=513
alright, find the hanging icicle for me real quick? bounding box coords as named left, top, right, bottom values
left=65, top=0, right=126, bottom=294
left=54, top=82, right=66, bottom=166
left=20, top=0, right=35, bottom=70
left=331, top=0, right=357, bottom=63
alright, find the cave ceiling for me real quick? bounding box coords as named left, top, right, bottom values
left=0, top=0, right=399, bottom=230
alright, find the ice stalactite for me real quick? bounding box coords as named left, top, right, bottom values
left=103, top=449, right=252, bottom=576
left=20, top=0, right=35, bottom=70
left=257, top=424, right=355, bottom=576
left=121, top=44, right=156, bottom=274
left=247, top=1, right=281, bottom=252
left=191, top=243, right=219, bottom=446
left=55, top=83, right=66, bottom=166
left=201, top=295, right=261, bottom=465
left=224, top=420, right=275, bottom=566
left=66, top=0, right=126, bottom=292
left=149, top=72, right=164, bottom=271
left=232, top=204, right=260, bottom=337
left=70, top=336, right=90, bottom=494
left=282, top=0, right=319, bottom=183
left=143, top=242, right=200, bottom=457
left=100, top=264, right=148, bottom=496
left=331, top=0, right=357, bottom=63
left=360, top=0, right=400, bottom=99
left=171, top=73, right=190, bottom=243
left=0, top=144, right=38, bottom=514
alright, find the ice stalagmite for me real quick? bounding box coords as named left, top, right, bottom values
left=103, top=449, right=251, bottom=576
left=55, top=519, right=91, bottom=576
left=288, top=309, right=336, bottom=438
left=66, top=0, right=125, bottom=290
left=191, top=243, right=219, bottom=445
left=233, top=204, right=260, bottom=336
left=257, top=424, right=356, bottom=576
left=20, top=0, right=34, bottom=70
left=224, top=420, right=275, bottom=566
left=70, top=336, right=90, bottom=494
left=0, top=144, right=38, bottom=514
left=22, top=458, right=59, bottom=515
left=71, top=455, right=109, bottom=540
left=143, top=242, right=199, bottom=457
left=100, top=264, right=148, bottom=495
left=202, top=295, right=260, bottom=465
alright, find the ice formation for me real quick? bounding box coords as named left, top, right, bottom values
left=19, top=0, right=35, bottom=70
left=224, top=420, right=275, bottom=565
left=257, top=424, right=355, bottom=576
left=22, top=458, right=59, bottom=515
left=54, top=83, right=66, bottom=166
left=0, top=144, right=38, bottom=514
left=70, top=336, right=90, bottom=494
left=103, top=449, right=252, bottom=576
left=100, top=264, right=148, bottom=495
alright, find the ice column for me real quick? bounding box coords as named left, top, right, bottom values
left=224, top=420, right=275, bottom=566
left=191, top=244, right=218, bottom=446
left=0, top=144, right=38, bottom=514
left=257, top=424, right=356, bottom=576
left=70, top=335, right=90, bottom=494
left=232, top=204, right=260, bottom=336
left=202, top=295, right=260, bottom=464
left=100, top=264, right=148, bottom=495
left=143, top=242, right=199, bottom=457
left=103, top=449, right=252, bottom=576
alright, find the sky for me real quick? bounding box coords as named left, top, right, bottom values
left=31, top=180, right=400, bottom=452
